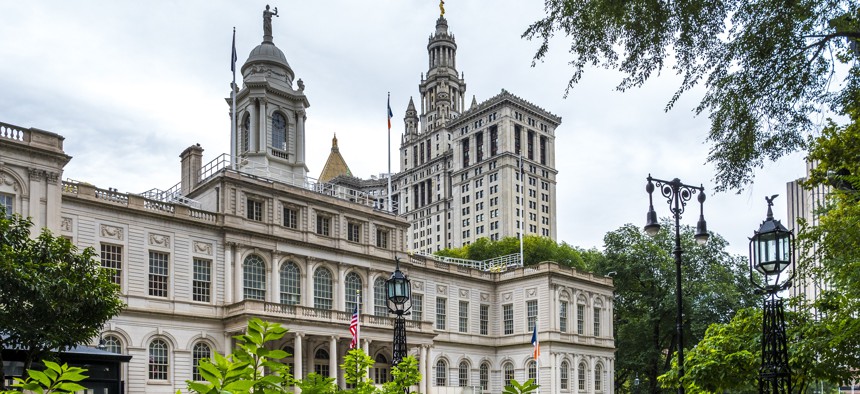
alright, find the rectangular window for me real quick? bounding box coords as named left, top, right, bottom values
left=514, top=125, right=522, bottom=154
left=490, top=125, right=498, bottom=156
left=527, top=300, right=538, bottom=330
left=0, top=193, right=13, bottom=217
left=527, top=130, right=535, bottom=160
left=577, top=304, right=585, bottom=335
left=376, top=228, right=389, bottom=248
left=559, top=301, right=568, bottom=332
left=459, top=301, right=469, bottom=333
left=348, top=222, right=361, bottom=242
left=594, top=307, right=601, bottom=336
left=316, top=214, right=330, bottom=236
left=461, top=138, right=470, bottom=167
left=480, top=304, right=489, bottom=335
left=148, top=251, right=169, bottom=298
left=192, top=258, right=211, bottom=303
left=412, top=294, right=423, bottom=321
left=283, top=207, right=298, bottom=229
left=100, top=244, right=122, bottom=286
left=503, top=304, right=514, bottom=335
left=475, top=131, right=484, bottom=162
left=540, top=135, right=547, bottom=165
left=436, top=297, right=447, bottom=330
left=247, top=199, right=262, bottom=221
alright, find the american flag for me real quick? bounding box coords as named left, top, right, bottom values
left=349, top=304, right=360, bottom=349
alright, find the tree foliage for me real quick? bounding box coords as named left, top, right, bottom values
left=1, top=361, right=88, bottom=394
left=379, top=356, right=421, bottom=394
left=435, top=235, right=586, bottom=269
left=0, top=212, right=125, bottom=388
left=594, top=221, right=756, bottom=392
left=524, top=0, right=860, bottom=191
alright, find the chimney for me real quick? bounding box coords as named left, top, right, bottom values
left=180, top=144, right=204, bottom=195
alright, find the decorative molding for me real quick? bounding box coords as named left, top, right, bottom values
left=149, top=233, right=171, bottom=248
left=480, top=292, right=489, bottom=302
left=526, top=287, right=537, bottom=297
left=193, top=241, right=213, bottom=256
left=412, top=280, right=424, bottom=291
left=459, top=289, right=469, bottom=298
left=60, top=217, right=73, bottom=232
left=100, top=224, right=123, bottom=241
left=436, top=284, right=447, bottom=295
left=28, top=168, right=44, bottom=181
left=502, top=292, right=512, bottom=301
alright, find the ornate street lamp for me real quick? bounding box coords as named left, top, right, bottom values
left=749, top=195, right=794, bottom=394
left=386, top=257, right=412, bottom=366
left=645, top=175, right=709, bottom=394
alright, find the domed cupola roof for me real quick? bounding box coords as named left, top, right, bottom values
left=240, top=5, right=295, bottom=86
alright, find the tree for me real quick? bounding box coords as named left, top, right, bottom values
left=379, top=355, right=422, bottom=394
left=524, top=0, right=859, bottom=192
left=435, top=235, right=586, bottom=269
left=2, top=360, right=89, bottom=394
left=503, top=378, right=539, bottom=394
left=342, top=348, right=375, bottom=394
left=594, top=221, right=757, bottom=392
left=0, top=212, right=125, bottom=389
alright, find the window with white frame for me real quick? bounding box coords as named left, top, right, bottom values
left=526, top=300, right=538, bottom=331
left=578, top=363, right=587, bottom=391
left=560, top=360, right=569, bottom=390
left=577, top=303, right=585, bottom=335
left=283, top=206, right=298, bottom=229
left=345, top=272, right=362, bottom=312
left=243, top=255, right=266, bottom=300
left=0, top=193, right=12, bottom=217
left=436, top=297, right=447, bottom=330
left=313, top=267, right=333, bottom=309
left=102, top=335, right=122, bottom=354
left=148, top=339, right=169, bottom=381
left=272, top=112, right=287, bottom=151
left=412, top=293, right=423, bottom=321
left=528, top=360, right=537, bottom=381
left=247, top=198, right=262, bottom=221
left=559, top=301, right=568, bottom=332
left=480, top=362, right=489, bottom=390
left=192, top=342, right=211, bottom=381
left=595, top=363, right=603, bottom=391
left=316, top=213, right=331, bottom=236
left=100, top=244, right=122, bottom=286
left=594, top=305, right=602, bottom=336
left=376, top=228, right=389, bottom=248
left=148, top=251, right=169, bottom=298
left=374, top=278, right=387, bottom=316
left=458, top=361, right=469, bottom=387
left=459, top=301, right=469, bottom=333
left=192, top=258, right=211, bottom=303
left=314, top=348, right=330, bottom=377
left=347, top=222, right=361, bottom=242
left=436, top=359, right=447, bottom=386
left=503, top=304, right=514, bottom=334
left=480, top=304, right=489, bottom=335
left=503, top=362, right=514, bottom=387
left=279, top=261, right=301, bottom=305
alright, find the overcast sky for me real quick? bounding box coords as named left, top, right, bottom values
left=0, top=1, right=811, bottom=257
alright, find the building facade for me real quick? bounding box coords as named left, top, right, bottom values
left=0, top=8, right=611, bottom=394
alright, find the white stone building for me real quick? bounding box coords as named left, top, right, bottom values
left=0, top=7, right=613, bottom=394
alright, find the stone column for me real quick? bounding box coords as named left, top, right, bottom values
left=336, top=267, right=345, bottom=312
left=258, top=99, right=268, bottom=153
left=294, top=333, right=303, bottom=387
left=45, top=172, right=61, bottom=231
left=296, top=109, right=306, bottom=166
left=419, top=345, right=427, bottom=393
left=306, top=260, right=315, bottom=307
left=225, top=243, right=234, bottom=304
left=269, top=252, right=278, bottom=304
left=362, top=339, right=371, bottom=380
left=250, top=100, right=258, bottom=154
left=329, top=336, right=338, bottom=383
left=234, top=247, right=243, bottom=301
left=424, top=346, right=432, bottom=394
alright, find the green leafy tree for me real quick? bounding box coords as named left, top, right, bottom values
left=0, top=212, right=125, bottom=388
left=1, top=361, right=88, bottom=394
left=294, top=373, right=337, bottom=394
left=595, top=221, right=757, bottom=392
left=503, top=378, right=539, bottom=394
left=341, top=348, right=375, bottom=394
left=524, top=0, right=859, bottom=192
left=186, top=318, right=291, bottom=394
left=379, top=355, right=422, bottom=394
left=435, top=235, right=586, bottom=269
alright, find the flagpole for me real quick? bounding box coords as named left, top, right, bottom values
left=387, top=92, right=393, bottom=213
left=230, top=27, right=238, bottom=170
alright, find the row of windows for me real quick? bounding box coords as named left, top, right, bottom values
left=101, top=335, right=212, bottom=382
left=239, top=112, right=289, bottom=153
left=245, top=201, right=393, bottom=248
left=434, top=359, right=606, bottom=391
left=100, top=245, right=213, bottom=302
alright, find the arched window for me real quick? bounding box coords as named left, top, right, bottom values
left=479, top=362, right=490, bottom=390
left=314, top=348, right=330, bottom=377
left=374, top=354, right=390, bottom=384
left=374, top=277, right=387, bottom=316
left=243, top=255, right=266, bottom=300
left=458, top=361, right=469, bottom=387
left=101, top=335, right=122, bottom=354
left=560, top=360, right=570, bottom=390
left=595, top=363, right=603, bottom=391
left=503, top=362, right=514, bottom=388
left=345, top=272, right=362, bottom=312
left=578, top=363, right=587, bottom=391
left=528, top=360, right=537, bottom=382
left=272, top=112, right=287, bottom=151
left=148, top=339, right=169, bottom=381
left=192, top=342, right=212, bottom=381
left=435, top=359, right=447, bottom=386
left=279, top=261, right=300, bottom=305
left=241, top=114, right=250, bottom=153
left=282, top=345, right=295, bottom=381
left=313, top=267, right=333, bottom=310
